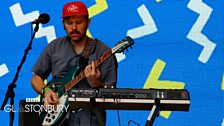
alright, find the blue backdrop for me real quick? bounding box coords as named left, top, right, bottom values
left=0, top=0, right=223, bottom=126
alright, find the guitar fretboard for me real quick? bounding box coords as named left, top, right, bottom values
left=64, top=50, right=112, bottom=92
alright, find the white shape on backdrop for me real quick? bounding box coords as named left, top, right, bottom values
left=222, top=118, right=224, bottom=126
left=9, top=3, right=39, bottom=27
left=122, top=4, right=158, bottom=62
left=34, top=24, right=56, bottom=43
left=127, top=4, right=158, bottom=39
left=187, top=0, right=216, bottom=63
left=0, top=64, right=9, bottom=77
left=9, top=3, right=56, bottom=43
left=115, top=53, right=126, bottom=62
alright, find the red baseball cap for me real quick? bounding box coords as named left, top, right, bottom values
left=61, top=1, right=88, bottom=18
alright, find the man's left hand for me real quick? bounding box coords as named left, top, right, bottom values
left=84, top=61, right=102, bottom=88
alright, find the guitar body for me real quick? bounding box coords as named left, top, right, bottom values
left=39, top=65, right=82, bottom=126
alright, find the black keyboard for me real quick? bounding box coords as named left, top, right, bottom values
left=68, top=88, right=190, bottom=111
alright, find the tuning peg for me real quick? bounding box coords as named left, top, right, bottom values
left=130, top=46, right=132, bottom=49
left=126, top=49, right=128, bottom=51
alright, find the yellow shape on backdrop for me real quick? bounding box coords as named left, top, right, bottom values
left=222, top=73, right=224, bottom=90
left=143, top=59, right=185, bottom=118
left=87, top=0, right=108, bottom=37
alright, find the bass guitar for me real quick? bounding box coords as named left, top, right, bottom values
left=39, top=36, right=134, bottom=126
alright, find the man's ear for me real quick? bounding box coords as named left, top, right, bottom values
left=62, top=20, right=66, bottom=30
left=87, top=19, right=91, bottom=27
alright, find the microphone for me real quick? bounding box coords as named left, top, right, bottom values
left=32, top=13, right=50, bottom=24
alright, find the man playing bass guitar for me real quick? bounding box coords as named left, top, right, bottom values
left=31, top=1, right=118, bottom=126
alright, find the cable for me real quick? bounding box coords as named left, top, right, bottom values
left=114, top=96, right=121, bottom=126
left=117, top=110, right=121, bottom=126
left=90, top=110, right=93, bottom=126
left=128, top=120, right=141, bottom=126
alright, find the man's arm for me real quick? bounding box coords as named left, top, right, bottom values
left=31, top=74, right=47, bottom=94
left=31, top=74, right=58, bottom=105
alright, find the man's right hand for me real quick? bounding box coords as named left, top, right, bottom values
left=44, top=89, right=58, bottom=106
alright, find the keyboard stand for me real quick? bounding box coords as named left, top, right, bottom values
left=90, top=97, right=104, bottom=126
left=145, top=98, right=160, bottom=126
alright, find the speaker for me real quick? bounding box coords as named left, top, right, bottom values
left=19, top=100, right=42, bottom=126
left=19, top=100, right=69, bottom=126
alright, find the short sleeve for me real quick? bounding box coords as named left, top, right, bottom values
left=31, top=43, right=53, bottom=80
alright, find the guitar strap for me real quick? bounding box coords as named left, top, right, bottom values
left=78, top=38, right=106, bottom=126
left=61, top=36, right=96, bottom=69
left=78, top=37, right=96, bottom=69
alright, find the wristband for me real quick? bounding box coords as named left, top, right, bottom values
left=41, top=87, right=51, bottom=95
left=43, top=87, right=51, bottom=94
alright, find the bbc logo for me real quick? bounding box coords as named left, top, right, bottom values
left=26, top=98, right=40, bottom=102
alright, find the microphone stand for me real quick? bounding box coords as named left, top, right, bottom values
left=1, top=23, right=40, bottom=126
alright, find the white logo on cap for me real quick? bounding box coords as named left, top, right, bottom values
left=67, top=4, right=78, bottom=13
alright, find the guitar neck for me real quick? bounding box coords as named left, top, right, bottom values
left=64, top=50, right=112, bottom=92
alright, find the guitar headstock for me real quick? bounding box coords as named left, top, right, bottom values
left=112, top=36, right=134, bottom=54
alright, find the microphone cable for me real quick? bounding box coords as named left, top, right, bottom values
left=114, top=96, right=121, bottom=126
left=128, top=120, right=141, bottom=126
